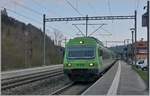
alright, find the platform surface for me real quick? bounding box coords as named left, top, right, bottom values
left=82, top=60, right=148, bottom=95
left=1, top=64, right=63, bottom=79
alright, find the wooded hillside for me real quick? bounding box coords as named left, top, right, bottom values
left=1, top=9, right=64, bottom=71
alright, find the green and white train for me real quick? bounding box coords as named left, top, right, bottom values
left=63, top=37, right=115, bottom=81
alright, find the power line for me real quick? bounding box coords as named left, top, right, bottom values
left=98, top=33, right=112, bottom=36
left=87, top=1, right=97, bottom=15
left=72, top=24, right=85, bottom=36
left=6, top=0, right=61, bottom=17
left=76, top=0, right=78, bottom=10
left=86, top=1, right=98, bottom=31
left=12, top=0, right=43, bottom=16
left=101, top=27, right=112, bottom=34
left=2, top=7, right=64, bottom=35
left=30, top=0, right=71, bottom=36
left=72, top=23, right=106, bottom=25
left=88, top=24, right=106, bottom=36
left=107, top=0, right=112, bottom=15
left=107, top=0, right=114, bottom=23
left=31, top=0, right=61, bottom=17
left=3, top=7, right=42, bottom=24
left=136, top=0, right=140, bottom=10
left=31, top=0, right=45, bottom=9
left=31, top=0, right=71, bottom=35
left=64, top=0, right=83, bottom=16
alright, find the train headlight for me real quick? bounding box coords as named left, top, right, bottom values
left=89, top=63, right=94, bottom=66
left=79, top=41, right=84, bottom=44
left=68, top=63, right=71, bottom=67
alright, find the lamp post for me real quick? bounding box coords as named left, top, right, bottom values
left=43, top=14, right=46, bottom=66
left=130, top=28, right=135, bottom=65
left=147, top=1, right=149, bottom=91
left=124, top=39, right=131, bottom=62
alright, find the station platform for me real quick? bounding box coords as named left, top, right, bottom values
left=82, top=60, right=148, bottom=95
left=1, top=64, right=63, bottom=79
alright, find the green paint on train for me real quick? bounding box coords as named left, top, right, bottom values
left=63, top=37, right=115, bottom=81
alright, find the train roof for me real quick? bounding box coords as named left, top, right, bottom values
left=66, top=36, right=104, bottom=46
left=87, top=37, right=104, bottom=46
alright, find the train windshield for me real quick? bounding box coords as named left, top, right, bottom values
left=67, top=46, right=95, bottom=59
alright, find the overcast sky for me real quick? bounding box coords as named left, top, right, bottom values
left=1, top=0, right=148, bottom=47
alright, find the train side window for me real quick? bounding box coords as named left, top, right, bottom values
left=98, top=49, right=103, bottom=56
left=100, top=50, right=103, bottom=56
left=98, top=49, right=100, bottom=56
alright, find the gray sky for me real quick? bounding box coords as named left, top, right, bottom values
left=1, top=0, right=148, bottom=47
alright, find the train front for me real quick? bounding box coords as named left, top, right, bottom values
left=63, top=37, right=100, bottom=82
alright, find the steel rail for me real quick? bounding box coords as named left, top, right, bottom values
left=51, top=82, right=92, bottom=95
left=2, top=69, right=63, bottom=90
left=51, top=60, right=118, bottom=95
left=2, top=67, right=62, bottom=81
left=51, top=82, right=74, bottom=95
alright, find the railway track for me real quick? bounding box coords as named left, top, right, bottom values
left=1, top=68, right=63, bottom=90
left=51, top=82, right=92, bottom=95
left=2, top=60, right=117, bottom=95
left=51, top=60, right=118, bottom=95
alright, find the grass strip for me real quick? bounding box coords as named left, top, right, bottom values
left=132, top=65, right=148, bottom=83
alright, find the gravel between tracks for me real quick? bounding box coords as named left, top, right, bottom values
left=2, top=74, right=71, bottom=95
left=53, top=83, right=93, bottom=95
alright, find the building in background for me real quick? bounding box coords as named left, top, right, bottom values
left=136, top=38, right=147, bottom=59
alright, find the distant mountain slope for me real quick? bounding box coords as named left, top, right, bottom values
left=1, top=9, right=64, bottom=71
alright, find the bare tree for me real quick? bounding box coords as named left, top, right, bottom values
left=53, top=29, right=64, bottom=46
